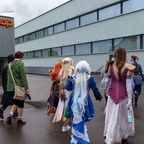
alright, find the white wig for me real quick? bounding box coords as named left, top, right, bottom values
left=72, top=60, right=91, bottom=114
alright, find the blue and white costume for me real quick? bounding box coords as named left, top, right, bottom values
left=65, top=61, right=102, bottom=144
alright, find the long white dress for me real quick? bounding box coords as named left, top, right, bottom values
left=104, top=65, right=135, bottom=144
left=104, top=97, right=135, bottom=144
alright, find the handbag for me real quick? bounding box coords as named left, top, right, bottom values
left=9, top=63, right=26, bottom=101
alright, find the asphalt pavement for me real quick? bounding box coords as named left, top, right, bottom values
left=0, top=74, right=144, bottom=144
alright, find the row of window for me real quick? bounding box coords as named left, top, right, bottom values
left=24, top=34, right=144, bottom=59
left=16, top=0, right=144, bottom=44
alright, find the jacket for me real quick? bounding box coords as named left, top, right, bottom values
left=7, top=60, right=29, bottom=91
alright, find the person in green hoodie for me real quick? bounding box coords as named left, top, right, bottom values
left=6, top=51, right=30, bottom=126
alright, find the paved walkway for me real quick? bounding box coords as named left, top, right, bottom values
left=0, top=74, right=144, bottom=143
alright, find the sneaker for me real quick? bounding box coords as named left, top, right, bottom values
left=17, top=119, right=26, bottom=126
left=0, top=109, right=4, bottom=120
left=6, top=116, right=12, bottom=125
left=62, top=125, right=70, bottom=132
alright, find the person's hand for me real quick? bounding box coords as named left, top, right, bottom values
left=96, top=93, right=103, bottom=102
left=99, top=94, right=103, bottom=102
left=26, top=90, right=31, bottom=100
left=26, top=90, right=30, bottom=95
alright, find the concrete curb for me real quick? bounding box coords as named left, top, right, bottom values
left=25, top=100, right=47, bottom=108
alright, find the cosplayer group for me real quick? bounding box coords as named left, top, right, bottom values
left=47, top=47, right=143, bottom=144
left=0, top=48, right=142, bottom=143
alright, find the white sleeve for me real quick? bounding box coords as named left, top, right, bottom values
left=105, top=76, right=111, bottom=93
left=126, top=76, right=132, bottom=108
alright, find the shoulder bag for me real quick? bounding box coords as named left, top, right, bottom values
left=9, top=63, right=26, bottom=101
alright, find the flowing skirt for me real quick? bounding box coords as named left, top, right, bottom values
left=104, top=96, right=135, bottom=144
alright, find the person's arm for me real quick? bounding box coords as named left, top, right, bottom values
left=19, top=62, right=29, bottom=94
left=65, top=77, right=72, bottom=91
left=138, top=64, right=143, bottom=75
left=89, top=76, right=103, bottom=101
left=100, top=67, right=105, bottom=79
left=104, top=66, right=111, bottom=94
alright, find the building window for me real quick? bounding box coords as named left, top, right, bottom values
left=16, top=37, right=24, bottom=44
left=29, top=33, right=36, bottom=40
left=43, top=49, right=51, bottom=57
left=114, top=36, right=140, bottom=50
left=51, top=47, right=61, bottom=56
left=54, top=23, right=65, bottom=33
left=99, top=4, right=120, bottom=21
left=142, top=35, right=144, bottom=49
left=26, top=52, right=34, bottom=59
left=44, top=28, right=49, bottom=36
left=34, top=50, right=42, bottom=58
left=62, top=45, right=74, bottom=56
left=114, top=38, right=124, bottom=48
left=24, top=52, right=27, bottom=59
left=92, top=40, right=112, bottom=53
left=123, top=0, right=144, bottom=14
left=66, top=18, right=79, bottom=30
left=75, top=43, right=91, bottom=55
left=35, top=30, right=44, bottom=39
left=24, top=35, right=29, bottom=42
left=80, top=11, right=97, bottom=26
left=48, top=27, right=54, bottom=35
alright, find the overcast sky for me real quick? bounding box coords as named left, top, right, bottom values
left=0, top=0, right=69, bottom=27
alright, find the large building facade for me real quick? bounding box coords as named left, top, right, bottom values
left=0, top=16, right=15, bottom=75
left=15, top=0, right=144, bottom=75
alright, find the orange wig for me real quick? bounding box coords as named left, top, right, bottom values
left=50, top=61, right=62, bottom=82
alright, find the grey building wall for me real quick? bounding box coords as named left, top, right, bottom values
left=0, top=16, right=15, bottom=57
left=25, top=66, right=51, bottom=75
left=0, top=16, right=15, bottom=75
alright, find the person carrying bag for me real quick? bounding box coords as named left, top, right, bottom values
left=9, top=62, right=26, bottom=101
left=6, top=51, right=30, bottom=126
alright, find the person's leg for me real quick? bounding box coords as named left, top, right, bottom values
left=135, top=96, right=138, bottom=107
left=0, top=105, right=8, bottom=119
left=16, top=100, right=26, bottom=126
left=6, top=104, right=18, bottom=125
left=104, top=92, right=108, bottom=105
left=17, top=108, right=26, bottom=126
left=62, top=118, right=71, bottom=132
left=13, top=109, right=18, bottom=118
left=134, top=85, right=141, bottom=107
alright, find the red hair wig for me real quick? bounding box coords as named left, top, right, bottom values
left=14, top=51, right=24, bottom=59
left=50, top=61, right=62, bottom=82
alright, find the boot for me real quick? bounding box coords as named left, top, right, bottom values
left=17, top=119, right=26, bottom=126
left=6, top=116, right=12, bottom=125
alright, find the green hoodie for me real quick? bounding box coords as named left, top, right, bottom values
left=7, top=60, right=29, bottom=91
